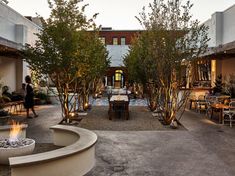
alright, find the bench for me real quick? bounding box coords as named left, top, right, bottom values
left=9, top=125, right=97, bottom=176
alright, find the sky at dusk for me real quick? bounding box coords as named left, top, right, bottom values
left=7, top=0, right=235, bottom=29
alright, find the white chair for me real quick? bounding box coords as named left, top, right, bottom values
left=223, top=101, right=235, bottom=127
left=205, top=95, right=217, bottom=118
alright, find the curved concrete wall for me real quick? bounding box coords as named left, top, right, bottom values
left=9, top=125, right=97, bottom=176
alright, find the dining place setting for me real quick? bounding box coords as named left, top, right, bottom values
left=209, top=96, right=235, bottom=127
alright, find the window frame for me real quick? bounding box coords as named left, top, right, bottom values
left=112, top=37, right=118, bottom=45
left=120, top=37, right=126, bottom=45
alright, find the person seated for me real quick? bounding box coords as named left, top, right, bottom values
left=2, top=86, right=13, bottom=101
left=13, top=83, right=26, bottom=100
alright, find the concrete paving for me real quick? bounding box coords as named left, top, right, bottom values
left=1, top=105, right=235, bottom=176
left=86, top=110, right=235, bottom=176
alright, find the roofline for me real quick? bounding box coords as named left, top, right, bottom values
left=0, top=36, right=24, bottom=50
left=202, top=3, right=235, bottom=24
left=0, top=2, right=42, bottom=29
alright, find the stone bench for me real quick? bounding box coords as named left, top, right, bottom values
left=9, top=125, right=97, bottom=176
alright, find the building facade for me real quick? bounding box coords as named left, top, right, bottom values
left=99, top=28, right=141, bottom=88
left=192, top=4, right=235, bottom=91
left=0, top=2, right=41, bottom=92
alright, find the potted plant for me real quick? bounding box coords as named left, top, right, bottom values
left=213, top=74, right=223, bottom=95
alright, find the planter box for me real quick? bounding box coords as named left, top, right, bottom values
left=78, top=112, right=88, bottom=116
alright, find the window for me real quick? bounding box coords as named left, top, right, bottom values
left=190, top=59, right=211, bottom=88
left=121, top=37, right=126, bottom=45
left=195, top=60, right=211, bottom=81
left=113, top=37, right=118, bottom=45
left=115, top=70, right=123, bottom=81
left=99, top=37, right=106, bottom=45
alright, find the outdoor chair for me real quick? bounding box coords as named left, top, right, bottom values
left=205, top=100, right=212, bottom=118
left=196, top=95, right=207, bottom=113
left=223, top=101, right=235, bottom=127
left=0, top=96, right=18, bottom=114
left=205, top=95, right=217, bottom=118
left=189, top=94, right=197, bottom=110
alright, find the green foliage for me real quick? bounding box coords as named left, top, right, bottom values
left=23, top=0, right=109, bottom=119
left=213, top=74, right=223, bottom=94
left=124, top=0, right=209, bottom=124
left=35, top=92, right=48, bottom=100
left=223, top=74, right=235, bottom=98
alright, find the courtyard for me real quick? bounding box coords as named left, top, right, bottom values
left=1, top=0, right=235, bottom=176
left=1, top=104, right=235, bottom=176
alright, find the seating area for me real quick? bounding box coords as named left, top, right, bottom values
left=0, top=98, right=24, bottom=115
left=188, top=93, right=235, bottom=127
left=222, top=101, right=235, bottom=127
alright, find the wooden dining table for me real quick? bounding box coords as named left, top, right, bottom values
left=211, top=103, right=230, bottom=123
left=110, top=95, right=129, bottom=102
left=108, top=95, right=129, bottom=120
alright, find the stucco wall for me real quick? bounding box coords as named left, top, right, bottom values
left=0, top=2, right=40, bottom=91
left=0, top=57, right=17, bottom=92
left=204, top=19, right=215, bottom=47
left=107, top=45, right=129, bottom=67
left=222, top=5, right=235, bottom=44
left=204, top=4, right=235, bottom=47
left=0, top=2, right=40, bottom=45
left=221, top=57, right=235, bottom=79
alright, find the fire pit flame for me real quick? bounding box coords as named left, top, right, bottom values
left=0, top=121, right=35, bottom=165
left=9, top=121, right=22, bottom=143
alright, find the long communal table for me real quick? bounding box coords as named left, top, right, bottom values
left=108, top=95, right=129, bottom=120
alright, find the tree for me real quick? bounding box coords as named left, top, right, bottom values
left=124, top=0, right=209, bottom=125
left=1, top=0, right=9, bottom=4
left=23, top=0, right=109, bottom=121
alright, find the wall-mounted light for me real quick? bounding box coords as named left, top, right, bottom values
left=211, top=60, right=216, bottom=72
left=211, top=59, right=216, bottom=87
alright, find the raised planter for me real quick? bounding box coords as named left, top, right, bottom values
left=9, top=125, right=97, bottom=176
left=78, top=112, right=88, bottom=116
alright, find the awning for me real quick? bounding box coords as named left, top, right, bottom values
left=0, top=37, right=23, bottom=57
left=202, top=40, right=235, bottom=58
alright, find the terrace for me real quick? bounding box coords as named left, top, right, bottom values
left=1, top=104, right=235, bottom=176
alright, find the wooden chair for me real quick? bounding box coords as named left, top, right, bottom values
left=196, top=95, right=207, bottom=113
left=189, top=94, right=197, bottom=110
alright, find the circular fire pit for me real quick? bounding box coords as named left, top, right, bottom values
left=0, top=138, right=35, bottom=165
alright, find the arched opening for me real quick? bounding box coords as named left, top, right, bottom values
left=114, top=70, right=124, bottom=88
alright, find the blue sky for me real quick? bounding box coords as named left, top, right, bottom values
left=7, top=0, right=235, bottom=29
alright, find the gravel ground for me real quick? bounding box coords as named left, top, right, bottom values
left=78, top=106, right=184, bottom=131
